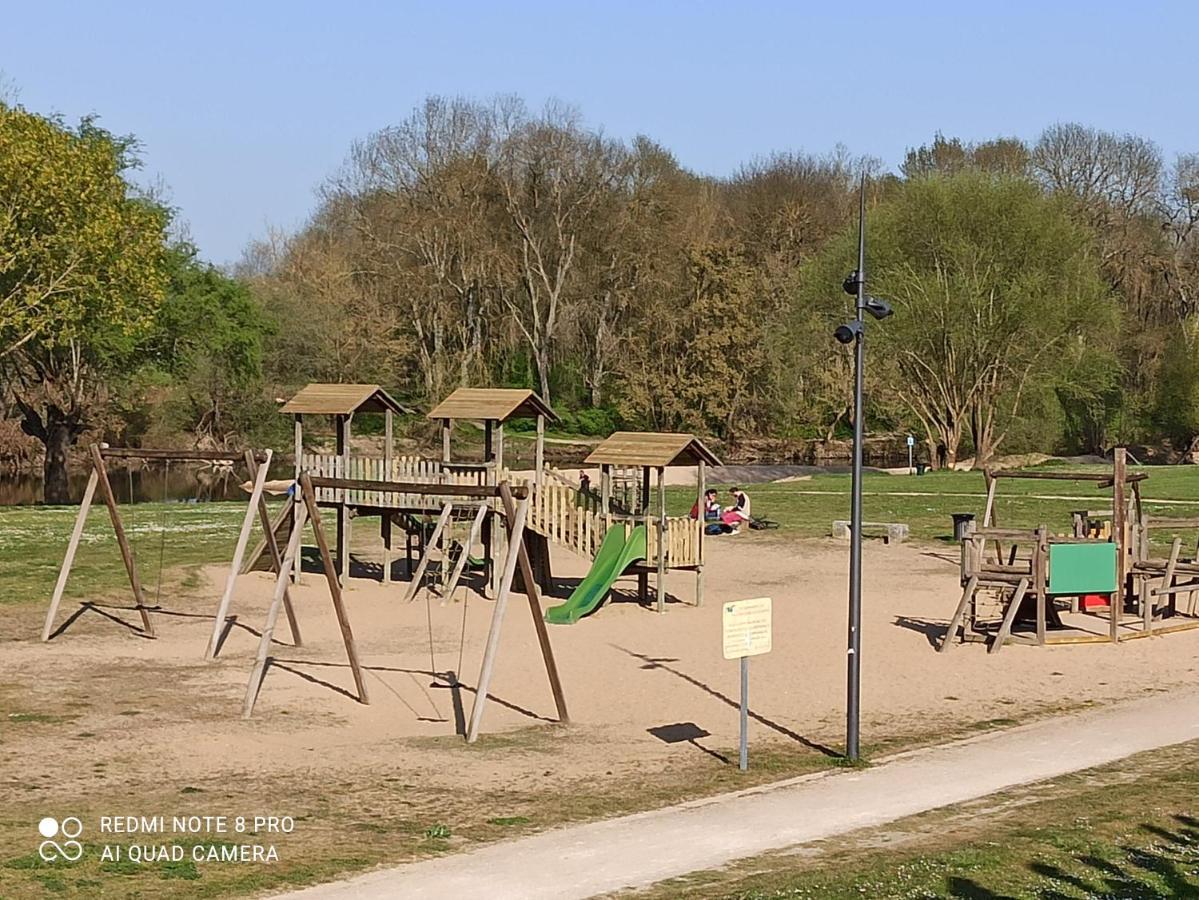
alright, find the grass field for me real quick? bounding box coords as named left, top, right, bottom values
left=6, top=462, right=1199, bottom=608
left=669, top=463, right=1199, bottom=554
left=0, top=500, right=279, bottom=606
left=636, top=739, right=1199, bottom=899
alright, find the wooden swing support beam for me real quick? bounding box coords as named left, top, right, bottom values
left=42, top=444, right=290, bottom=653
left=242, top=475, right=569, bottom=741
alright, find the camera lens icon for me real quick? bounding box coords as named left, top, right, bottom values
left=37, top=816, right=83, bottom=862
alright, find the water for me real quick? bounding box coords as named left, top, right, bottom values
left=0, top=459, right=294, bottom=506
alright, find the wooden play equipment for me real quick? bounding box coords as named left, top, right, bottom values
left=243, top=472, right=569, bottom=743
left=549, top=432, right=720, bottom=616
left=943, top=448, right=1199, bottom=651
left=43, top=444, right=295, bottom=654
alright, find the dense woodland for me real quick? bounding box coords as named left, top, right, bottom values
left=2, top=95, right=1198, bottom=501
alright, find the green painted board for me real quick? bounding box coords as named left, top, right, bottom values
left=1048, top=542, right=1117, bottom=595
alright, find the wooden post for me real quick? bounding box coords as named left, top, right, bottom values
left=384, top=409, right=394, bottom=478
left=381, top=515, right=392, bottom=584
left=1112, top=448, right=1126, bottom=643
left=336, top=414, right=351, bottom=586
left=498, top=482, right=569, bottom=724
left=601, top=464, right=612, bottom=513
left=467, top=495, right=529, bottom=743
left=42, top=468, right=99, bottom=641
left=443, top=502, right=488, bottom=602
left=696, top=460, right=706, bottom=607
left=638, top=467, right=650, bottom=604
left=484, top=420, right=495, bottom=595
left=90, top=444, right=154, bottom=637
left=300, top=473, right=369, bottom=704
left=247, top=449, right=301, bottom=648
left=208, top=449, right=274, bottom=659
left=496, top=422, right=505, bottom=475
left=403, top=503, right=454, bottom=603
left=990, top=577, right=1030, bottom=655
left=293, top=415, right=303, bottom=482
left=1035, top=526, right=1048, bottom=646
left=441, top=418, right=451, bottom=463
left=656, top=466, right=666, bottom=614
left=243, top=499, right=308, bottom=718
left=535, top=414, right=545, bottom=487
left=939, top=576, right=978, bottom=652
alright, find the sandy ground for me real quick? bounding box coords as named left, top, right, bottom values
left=4, top=530, right=1199, bottom=804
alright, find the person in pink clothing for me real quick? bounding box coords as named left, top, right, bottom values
left=722, top=487, right=751, bottom=534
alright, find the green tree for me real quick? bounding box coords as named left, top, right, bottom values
left=0, top=103, right=169, bottom=502
left=870, top=173, right=1116, bottom=466
left=139, top=246, right=269, bottom=444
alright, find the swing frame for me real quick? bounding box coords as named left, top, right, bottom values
left=43, top=444, right=299, bottom=656
left=242, top=473, right=569, bottom=743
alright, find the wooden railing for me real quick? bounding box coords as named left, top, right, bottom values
left=295, top=457, right=702, bottom=568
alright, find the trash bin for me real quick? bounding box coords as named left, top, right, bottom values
left=915, top=462, right=927, bottom=476
left=952, top=513, right=975, bottom=541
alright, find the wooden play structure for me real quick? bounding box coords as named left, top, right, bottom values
left=547, top=432, right=721, bottom=617
left=43, top=444, right=295, bottom=655
left=243, top=471, right=569, bottom=742
left=943, top=448, right=1199, bottom=651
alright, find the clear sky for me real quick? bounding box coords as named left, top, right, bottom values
left=4, top=1, right=1196, bottom=264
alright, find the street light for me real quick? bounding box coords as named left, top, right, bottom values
left=833, top=178, right=892, bottom=762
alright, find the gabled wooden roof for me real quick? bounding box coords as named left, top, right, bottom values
left=280, top=384, right=411, bottom=416
left=585, top=432, right=722, bottom=468
left=427, top=388, right=558, bottom=423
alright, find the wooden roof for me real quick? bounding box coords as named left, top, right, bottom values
left=427, top=388, right=558, bottom=423
left=280, top=384, right=411, bottom=416
left=585, top=432, right=722, bottom=468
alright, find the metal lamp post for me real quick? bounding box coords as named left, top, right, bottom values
left=834, top=179, right=891, bottom=761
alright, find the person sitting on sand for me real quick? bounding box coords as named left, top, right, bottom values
left=722, top=487, right=752, bottom=534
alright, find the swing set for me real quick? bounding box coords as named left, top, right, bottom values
left=242, top=472, right=569, bottom=743
left=43, top=443, right=299, bottom=656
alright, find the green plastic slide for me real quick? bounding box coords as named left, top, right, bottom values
left=545, top=525, right=647, bottom=625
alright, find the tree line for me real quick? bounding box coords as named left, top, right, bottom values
left=2, top=96, right=1197, bottom=502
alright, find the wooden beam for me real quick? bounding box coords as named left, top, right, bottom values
left=247, top=449, right=300, bottom=648
left=89, top=444, right=154, bottom=637
left=535, top=414, right=545, bottom=488
left=243, top=499, right=309, bottom=718
left=656, top=466, right=666, bottom=615
left=467, top=495, right=529, bottom=742
left=299, top=473, right=369, bottom=704
left=98, top=447, right=269, bottom=462
left=498, top=481, right=569, bottom=725
left=443, top=502, right=488, bottom=602
left=306, top=476, right=525, bottom=499
left=696, top=459, right=706, bottom=608
left=989, top=577, right=1030, bottom=655
left=208, top=449, right=274, bottom=658
left=939, top=576, right=978, bottom=652
left=403, top=503, right=454, bottom=603
left=1112, top=449, right=1126, bottom=644
left=42, top=469, right=99, bottom=641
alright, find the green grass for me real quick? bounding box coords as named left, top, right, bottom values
left=667, top=463, right=1199, bottom=554
left=634, top=739, right=1199, bottom=899
left=0, top=500, right=279, bottom=606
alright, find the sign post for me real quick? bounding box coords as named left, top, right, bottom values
left=722, top=597, right=772, bottom=771
left=906, top=434, right=915, bottom=474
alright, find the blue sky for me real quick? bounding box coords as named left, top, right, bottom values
left=5, top=1, right=1196, bottom=264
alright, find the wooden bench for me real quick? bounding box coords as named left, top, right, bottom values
left=832, top=520, right=909, bottom=544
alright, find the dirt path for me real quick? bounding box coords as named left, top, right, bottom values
left=274, top=689, right=1199, bottom=900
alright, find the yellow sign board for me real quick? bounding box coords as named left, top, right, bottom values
left=722, top=597, right=772, bottom=660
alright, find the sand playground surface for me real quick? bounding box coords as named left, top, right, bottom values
left=5, top=530, right=1199, bottom=810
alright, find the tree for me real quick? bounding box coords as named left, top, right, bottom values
left=0, top=104, right=169, bottom=502
left=816, top=172, right=1115, bottom=468
left=141, top=246, right=269, bottom=444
